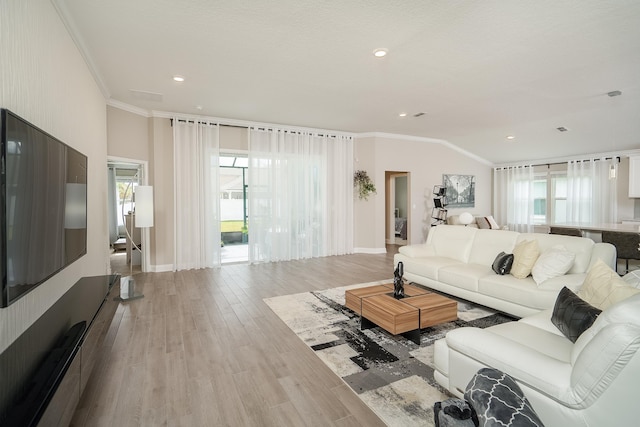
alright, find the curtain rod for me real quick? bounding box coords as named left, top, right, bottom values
left=496, top=156, right=620, bottom=170
left=169, top=119, right=350, bottom=139
left=251, top=126, right=348, bottom=139
left=535, top=156, right=620, bottom=168
left=169, top=118, right=219, bottom=127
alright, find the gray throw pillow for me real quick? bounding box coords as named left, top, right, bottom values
left=492, top=252, right=514, bottom=275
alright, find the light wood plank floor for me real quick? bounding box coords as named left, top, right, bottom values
left=71, top=247, right=400, bottom=426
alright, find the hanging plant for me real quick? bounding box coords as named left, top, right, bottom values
left=354, top=170, right=377, bottom=200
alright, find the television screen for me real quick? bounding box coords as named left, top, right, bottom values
left=1, top=109, right=87, bottom=307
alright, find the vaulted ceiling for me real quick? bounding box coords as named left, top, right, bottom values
left=54, top=0, right=640, bottom=164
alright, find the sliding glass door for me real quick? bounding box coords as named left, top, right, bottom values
left=220, top=154, right=248, bottom=263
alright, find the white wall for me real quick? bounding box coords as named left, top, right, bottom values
left=354, top=135, right=492, bottom=252
left=0, top=0, right=108, bottom=353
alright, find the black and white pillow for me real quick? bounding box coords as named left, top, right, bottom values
left=464, top=368, right=544, bottom=427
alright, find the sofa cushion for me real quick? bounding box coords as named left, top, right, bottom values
left=438, top=263, right=493, bottom=292
left=571, top=293, right=640, bottom=365
left=492, top=252, right=514, bottom=275
left=478, top=275, right=558, bottom=311
left=518, top=309, right=565, bottom=336
left=551, top=287, right=601, bottom=343
left=536, top=273, right=585, bottom=292
left=397, top=255, right=463, bottom=282
left=577, top=259, right=640, bottom=310
left=511, top=239, right=540, bottom=279
left=428, top=225, right=477, bottom=262
left=531, top=245, right=575, bottom=285
left=468, top=229, right=519, bottom=266
left=519, top=233, right=594, bottom=274
left=488, top=320, right=573, bottom=362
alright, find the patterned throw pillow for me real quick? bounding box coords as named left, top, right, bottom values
left=551, top=286, right=601, bottom=342
left=578, top=259, right=640, bottom=310
left=511, top=239, right=540, bottom=279
left=464, top=368, right=544, bottom=427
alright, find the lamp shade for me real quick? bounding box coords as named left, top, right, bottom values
left=135, top=186, right=154, bottom=228
left=64, top=183, right=87, bottom=229
left=459, top=212, right=474, bottom=226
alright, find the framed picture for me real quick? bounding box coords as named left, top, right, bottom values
left=443, top=174, right=475, bottom=208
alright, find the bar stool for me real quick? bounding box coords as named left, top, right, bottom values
left=601, top=231, right=640, bottom=275
left=549, top=227, right=583, bottom=237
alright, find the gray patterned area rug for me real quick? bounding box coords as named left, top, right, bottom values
left=264, top=280, right=515, bottom=427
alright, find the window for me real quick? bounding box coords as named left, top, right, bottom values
left=532, top=167, right=568, bottom=225
left=533, top=178, right=547, bottom=224
left=552, top=175, right=568, bottom=223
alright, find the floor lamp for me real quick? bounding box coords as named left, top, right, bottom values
left=118, top=184, right=154, bottom=301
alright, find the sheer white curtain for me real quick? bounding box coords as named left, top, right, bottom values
left=566, top=158, right=617, bottom=224
left=173, top=119, right=221, bottom=270
left=493, top=165, right=535, bottom=232
left=248, top=128, right=353, bottom=263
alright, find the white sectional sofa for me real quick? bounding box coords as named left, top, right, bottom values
left=434, top=285, right=640, bottom=426
left=393, top=225, right=616, bottom=318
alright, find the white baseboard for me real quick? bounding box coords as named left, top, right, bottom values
left=353, top=247, right=387, bottom=254
left=148, top=264, right=174, bottom=273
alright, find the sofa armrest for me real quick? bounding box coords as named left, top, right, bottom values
left=446, top=328, right=572, bottom=401
left=398, top=244, right=435, bottom=258
left=589, top=242, right=617, bottom=270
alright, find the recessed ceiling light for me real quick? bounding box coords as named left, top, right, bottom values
left=373, top=48, right=388, bottom=58
left=399, top=112, right=407, bottom=117
left=173, top=75, right=185, bottom=82
left=506, top=135, right=515, bottom=140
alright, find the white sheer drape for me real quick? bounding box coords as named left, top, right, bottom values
left=248, top=128, right=353, bottom=263
left=493, top=165, right=534, bottom=232
left=566, top=158, right=617, bottom=224
left=173, top=119, right=220, bottom=270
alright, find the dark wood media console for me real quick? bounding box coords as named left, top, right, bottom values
left=0, top=274, right=120, bottom=426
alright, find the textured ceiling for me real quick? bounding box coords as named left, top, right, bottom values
left=54, top=0, right=640, bottom=164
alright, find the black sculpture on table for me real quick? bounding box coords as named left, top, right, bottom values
left=393, top=261, right=405, bottom=299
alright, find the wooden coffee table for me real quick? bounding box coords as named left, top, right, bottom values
left=345, top=283, right=457, bottom=344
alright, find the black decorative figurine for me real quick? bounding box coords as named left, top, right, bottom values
left=393, top=262, right=405, bottom=299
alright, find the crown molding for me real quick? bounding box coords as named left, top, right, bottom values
left=51, top=0, right=111, bottom=99
left=107, top=99, right=152, bottom=117
left=355, top=132, right=493, bottom=166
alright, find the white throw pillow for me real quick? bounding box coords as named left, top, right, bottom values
left=531, top=245, right=575, bottom=285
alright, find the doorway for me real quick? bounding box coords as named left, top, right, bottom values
left=385, top=171, right=410, bottom=246
left=107, top=158, right=150, bottom=275
left=220, top=153, right=249, bottom=263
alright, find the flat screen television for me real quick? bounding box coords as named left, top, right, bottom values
left=0, top=109, right=87, bottom=307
